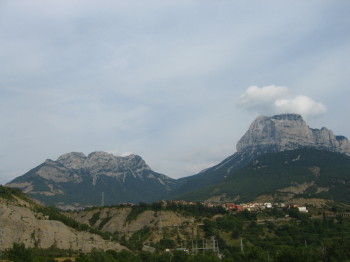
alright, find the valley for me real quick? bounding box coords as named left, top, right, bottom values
left=1, top=186, right=350, bottom=261
left=2, top=113, right=350, bottom=261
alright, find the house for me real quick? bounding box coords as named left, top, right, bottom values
left=264, top=202, right=272, bottom=209
left=298, top=206, right=308, bottom=213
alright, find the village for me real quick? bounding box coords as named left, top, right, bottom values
left=159, top=200, right=309, bottom=213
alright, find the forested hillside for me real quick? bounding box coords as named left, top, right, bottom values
left=177, top=148, right=350, bottom=203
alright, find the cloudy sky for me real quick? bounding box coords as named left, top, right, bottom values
left=1, top=0, right=350, bottom=184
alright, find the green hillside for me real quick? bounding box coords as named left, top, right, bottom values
left=10, top=166, right=174, bottom=208
left=169, top=150, right=258, bottom=199
left=177, top=148, right=350, bottom=203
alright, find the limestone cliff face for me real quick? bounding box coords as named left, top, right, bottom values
left=236, top=114, right=350, bottom=154
left=7, top=152, right=175, bottom=208
left=57, top=152, right=151, bottom=177
left=171, top=114, right=350, bottom=199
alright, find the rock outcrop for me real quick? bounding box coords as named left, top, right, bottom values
left=7, top=152, right=175, bottom=208
left=237, top=114, right=350, bottom=154
left=170, top=114, right=350, bottom=199
left=57, top=152, right=152, bottom=178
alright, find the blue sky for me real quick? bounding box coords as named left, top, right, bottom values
left=1, top=0, right=350, bottom=183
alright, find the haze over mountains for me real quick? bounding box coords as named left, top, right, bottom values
left=7, top=114, right=350, bottom=208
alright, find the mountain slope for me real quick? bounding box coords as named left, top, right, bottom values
left=7, top=113, right=350, bottom=207
left=170, top=150, right=260, bottom=198
left=7, top=152, right=175, bottom=209
left=178, top=148, right=350, bottom=203
left=0, top=186, right=126, bottom=252
left=170, top=114, right=350, bottom=200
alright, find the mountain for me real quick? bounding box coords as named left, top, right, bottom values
left=178, top=148, right=350, bottom=203
left=7, top=113, right=350, bottom=207
left=236, top=114, right=350, bottom=154
left=7, top=152, right=175, bottom=209
left=170, top=114, right=350, bottom=200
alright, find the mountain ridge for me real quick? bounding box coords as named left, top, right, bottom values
left=7, top=113, right=350, bottom=207
left=236, top=114, right=350, bottom=154
left=169, top=113, right=350, bottom=199
left=176, top=148, right=350, bottom=204
left=7, top=152, right=175, bottom=209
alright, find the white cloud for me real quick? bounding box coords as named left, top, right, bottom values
left=238, top=85, right=327, bottom=119
left=275, top=95, right=327, bottom=118
left=238, top=85, right=289, bottom=112
left=0, top=1, right=348, bottom=183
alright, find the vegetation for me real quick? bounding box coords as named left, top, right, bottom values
left=12, top=165, right=175, bottom=207
left=3, top=180, right=350, bottom=261
left=121, top=201, right=227, bottom=224
left=34, top=205, right=118, bottom=240
left=120, top=226, right=152, bottom=251
left=99, top=214, right=112, bottom=230
left=179, top=148, right=350, bottom=203
left=164, top=201, right=227, bottom=217
left=124, top=203, right=153, bottom=224
left=35, top=206, right=89, bottom=231
left=3, top=203, right=350, bottom=261
left=0, top=185, right=36, bottom=204
left=2, top=243, right=75, bottom=262
left=88, top=211, right=101, bottom=226
left=0, top=185, right=20, bottom=200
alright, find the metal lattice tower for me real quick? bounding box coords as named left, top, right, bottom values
left=101, top=192, right=105, bottom=206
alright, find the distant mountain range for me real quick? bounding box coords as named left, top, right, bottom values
left=7, top=113, right=350, bottom=208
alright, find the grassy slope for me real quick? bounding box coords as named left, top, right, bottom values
left=177, top=148, right=350, bottom=203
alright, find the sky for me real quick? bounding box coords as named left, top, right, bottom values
left=1, top=0, right=350, bottom=184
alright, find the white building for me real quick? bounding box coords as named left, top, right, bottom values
left=298, top=206, right=308, bottom=213
left=264, top=202, right=272, bottom=208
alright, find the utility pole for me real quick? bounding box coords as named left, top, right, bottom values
left=240, top=238, right=244, bottom=253
left=158, top=211, right=162, bottom=234
left=212, top=237, right=215, bottom=253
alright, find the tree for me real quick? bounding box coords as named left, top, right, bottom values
left=287, top=207, right=300, bottom=219
left=159, top=238, right=176, bottom=249
left=7, top=243, right=33, bottom=262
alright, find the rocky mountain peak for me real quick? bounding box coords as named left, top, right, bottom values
left=236, top=113, right=350, bottom=154
left=57, top=152, right=87, bottom=169
left=7, top=150, right=174, bottom=207
left=271, top=113, right=303, bottom=121
left=55, top=151, right=150, bottom=172
left=87, top=151, right=113, bottom=159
